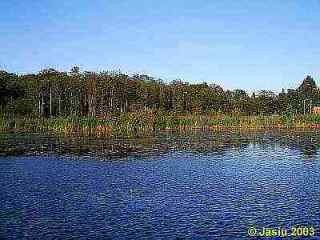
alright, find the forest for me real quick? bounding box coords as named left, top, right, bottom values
left=0, top=67, right=318, bottom=116
left=0, top=67, right=320, bottom=136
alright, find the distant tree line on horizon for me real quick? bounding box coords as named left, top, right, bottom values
left=0, top=67, right=319, bottom=117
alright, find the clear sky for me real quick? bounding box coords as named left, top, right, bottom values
left=0, top=0, right=319, bottom=92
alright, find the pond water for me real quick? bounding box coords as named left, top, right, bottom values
left=1, top=132, right=320, bottom=239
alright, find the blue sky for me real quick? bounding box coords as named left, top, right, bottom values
left=0, top=0, right=319, bottom=91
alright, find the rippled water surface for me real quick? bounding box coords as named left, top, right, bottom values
left=1, top=133, right=320, bottom=239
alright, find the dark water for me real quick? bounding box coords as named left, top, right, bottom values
left=1, top=133, right=320, bottom=239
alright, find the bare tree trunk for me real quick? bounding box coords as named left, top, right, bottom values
left=49, top=87, right=52, bottom=117
left=88, top=97, right=90, bottom=117
left=38, top=93, right=41, bottom=116
left=110, top=89, right=113, bottom=110
left=125, top=99, right=128, bottom=112
left=120, top=101, right=123, bottom=113
left=78, top=93, right=81, bottom=116
left=90, top=99, right=92, bottom=117
left=70, top=91, right=73, bottom=115
left=172, top=87, right=176, bottom=111
left=92, top=95, right=96, bottom=117
left=88, top=95, right=95, bottom=117
left=58, top=95, right=61, bottom=116
left=41, top=94, right=45, bottom=117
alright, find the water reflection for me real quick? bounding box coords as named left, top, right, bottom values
left=280, top=135, right=318, bottom=159
left=301, top=144, right=317, bottom=159
left=0, top=131, right=320, bottom=159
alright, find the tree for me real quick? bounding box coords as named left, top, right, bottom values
left=297, top=75, right=317, bottom=93
left=0, top=68, right=318, bottom=118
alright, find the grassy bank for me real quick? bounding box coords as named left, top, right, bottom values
left=1, top=112, right=320, bottom=137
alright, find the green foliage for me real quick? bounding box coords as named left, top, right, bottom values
left=0, top=67, right=320, bottom=135
left=298, top=114, right=320, bottom=125
left=281, top=111, right=294, bottom=128
left=0, top=68, right=319, bottom=117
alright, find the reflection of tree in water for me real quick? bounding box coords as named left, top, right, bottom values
left=279, top=134, right=319, bottom=159
left=1, top=131, right=320, bottom=159
left=160, top=131, right=253, bottom=156
left=180, top=139, right=251, bottom=156
left=292, top=139, right=318, bottom=159
left=301, top=143, right=317, bottom=158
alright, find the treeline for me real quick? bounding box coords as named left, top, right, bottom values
left=0, top=67, right=319, bottom=117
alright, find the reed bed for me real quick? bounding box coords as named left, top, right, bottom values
left=1, top=112, right=320, bottom=138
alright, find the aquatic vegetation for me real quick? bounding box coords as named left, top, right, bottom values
left=1, top=112, right=320, bottom=137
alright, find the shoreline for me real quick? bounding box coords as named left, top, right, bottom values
left=1, top=113, right=320, bottom=137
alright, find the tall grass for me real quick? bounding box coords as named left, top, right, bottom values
left=1, top=112, right=320, bottom=137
